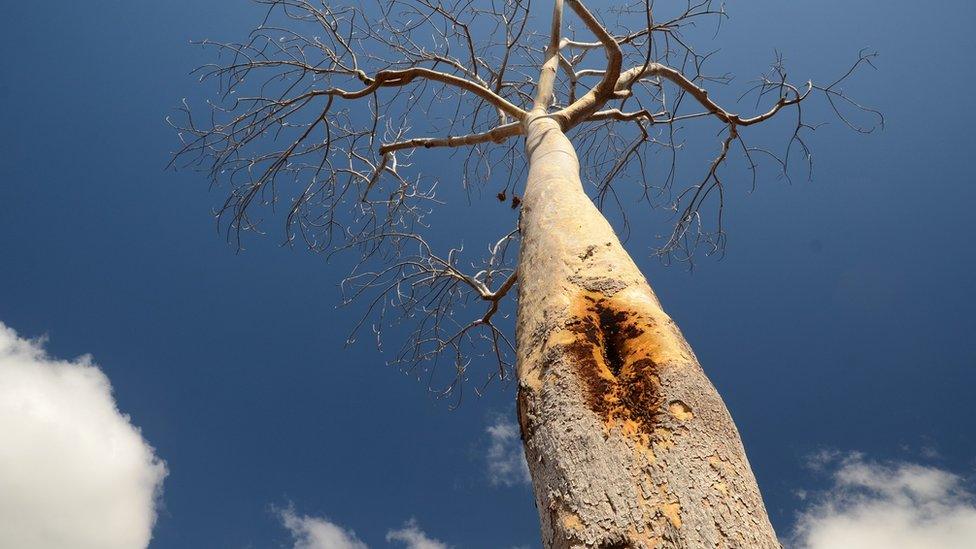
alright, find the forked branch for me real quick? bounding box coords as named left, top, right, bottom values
left=171, top=0, right=879, bottom=393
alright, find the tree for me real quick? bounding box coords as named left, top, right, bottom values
left=171, top=1, right=879, bottom=546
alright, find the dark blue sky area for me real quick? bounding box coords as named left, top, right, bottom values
left=2, top=1, right=975, bottom=547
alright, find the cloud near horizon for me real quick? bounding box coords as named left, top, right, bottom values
left=792, top=452, right=976, bottom=549
left=386, top=519, right=451, bottom=549
left=279, top=508, right=369, bottom=549
left=0, top=322, right=167, bottom=549
left=279, top=509, right=449, bottom=549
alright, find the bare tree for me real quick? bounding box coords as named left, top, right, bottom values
left=171, top=1, right=878, bottom=546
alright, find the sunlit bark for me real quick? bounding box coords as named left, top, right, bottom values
left=515, top=114, right=779, bottom=548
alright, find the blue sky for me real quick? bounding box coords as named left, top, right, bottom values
left=2, top=1, right=975, bottom=548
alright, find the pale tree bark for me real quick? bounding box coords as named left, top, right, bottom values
left=515, top=113, right=779, bottom=548
left=174, top=2, right=879, bottom=547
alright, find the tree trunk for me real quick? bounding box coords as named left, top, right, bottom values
left=515, top=114, right=779, bottom=549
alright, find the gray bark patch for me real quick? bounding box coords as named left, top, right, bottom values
left=568, top=275, right=630, bottom=296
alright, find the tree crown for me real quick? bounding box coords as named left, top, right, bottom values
left=170, top=0, right=879, bottom=399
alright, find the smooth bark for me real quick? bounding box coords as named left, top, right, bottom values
left=515, top=114, right=779, bottom=548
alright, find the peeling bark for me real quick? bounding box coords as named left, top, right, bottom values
left=516, top=114, right=779, bottom=548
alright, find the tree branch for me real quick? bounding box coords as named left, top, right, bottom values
left=613, top=63, right=812, bottom=127
left=379, top=122, right=522, bottom=154
left=324, top=67, right=527, bottom=120
left=552, top=0, right=623, bottom=128
left=532, top=0, right=565, bottom=112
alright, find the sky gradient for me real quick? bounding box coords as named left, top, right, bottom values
left=2, top=1, right=975, bottom=547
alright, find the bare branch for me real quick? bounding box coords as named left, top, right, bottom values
left=171, top=0, right=878, bottom=393
left=532, top=0, right=564, bottom=112
left=613, top=63, right=811, bottom=127
left=379, top=122, right=522, bottom=154
left=553, top=0, right=623, bottom=128
left=320, top=66, right=526, bottom=120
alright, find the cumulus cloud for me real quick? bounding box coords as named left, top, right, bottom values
left=386, top=519, right=450, bottom=549
left=279, top=508, right=368, bottom=549
left=485, top=417, right=531, bottom=487
left=0, top=322, right=167, bottom=549
left=792, top=452, right=976, bottom=549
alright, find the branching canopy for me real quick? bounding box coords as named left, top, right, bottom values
left=170, top=0, right=880, bottom=401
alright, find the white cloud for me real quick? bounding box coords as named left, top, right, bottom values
left=386, top=519, right=450, bottom=549
left=486, top=417, right=531, bottom=487
left=279, top=508, right=368, bottom=549
left=792, top=452, right=976, bottom=549
left=803, top=448, right=845, bottom=472
left=277, top=511, right=451, bottom=549
left=0, top=322, right=167, bottom=549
